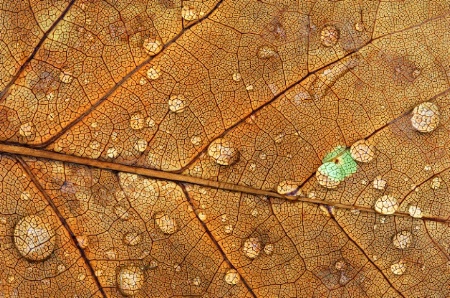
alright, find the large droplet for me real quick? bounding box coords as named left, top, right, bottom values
left=146, top=66, right=161, bottom=80
left=392, top=231, right=412, bottom=249
left=168, top=95, right=187, bottom=113
left=411, top=102, right=439, bottom=132
left=224, top=269, right=240, bottom=285
left=408, top=205, right=423, bottom=218
left=391, top=260, right=406, bottom=275
left=117, top=265, right=145, bottom=296
left=207, top=138, right=240, bottom=166
left=276, top=180, right=299, bottom=195
left=350, top=139, right=376, bottom=163
left=374, top=195, right=398, bottom=215
left=143, top=38, right=163, bottom=56
left=14, top=215, right=56, bottom=261
left=243, top=237, right=261, bottom=259
left=155, top=212, right=177, bottom=235
left=320, top=25, right=339, bottom=47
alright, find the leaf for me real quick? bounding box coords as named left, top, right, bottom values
left=0, top=0, right=449, bottom=297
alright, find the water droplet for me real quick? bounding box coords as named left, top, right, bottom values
left=58, top=264, right=66, bottom=272
left=191, top=135, right=202, bottom=146
left=148, top=260, right=158, bottom=269
left=76, top=235, right=89, bottom=249
left=424, top=164, right=432, bottom=171
left=123, top=232, right=141, bottom=246
left=320, top=25, right=339, bottom=47
left=354, top=22, right=364, bottom=32
left=391, top=260, right=406, bottom=275
left=20, top=191, right=31, bottom=201
left=89, top=140, right=100, bottom=150
left=316, top=164, right=341, bottom=189
left=350, top=139, right=376, bottom=163
left=78, top=273, right=86, bottom=281
left=380, top=217, right=387, bottom=224
left=224, top=269, right=240, bottom=285
left=372, top=176, right=387, bottom=190
left=335, top=260, right=347, bottom=271
left=411, top=102, right=440, bottom=132
left=7, top=275, right=15, bottom=283
left=257, top=45, right=277, bottom=59
left=248, top=163, right=256, bottom=172
left=168, top=95, right=187, bottom=113
left=181, top=6, right=198, bottom=21
left=198, top=212, right=207, bottom=222
left=130, top=113, right=145, bottom=130
left=277, top=180, right=299, bottom=195
left=146, top=66, right=161, bottom=80
left=408, top=205, right=423, bottom=218
left=14, top=215, right=56, bottom=261
left=274, top=132, right=284, bottom=144
left=105, top=249, right=117, bottom=260
left=107, top=147, right=120, bottom=159
left=139, top=77, right=147, bottom=85
left=259, top=152, right=267, bottom=160
left=431, top=177, right=442, bottom=190
left=19, top=122, right=34, bottom=137
left=243, top=237, right=261, bottom=259
left=115, top=205, right=131, bottom=221
left=207, top=138, right=240, bottom=166
left=117, top=266, right=145, bottom=297
left=374, top=195, right=398, bottom=215
left=232, top=72, right=241, bottom=81
left=59, top=71, right=73, bottom=84
left=350, top=209, right=360, bottom=215
left=174, top=264, right=181, bottom=272
left=192, top=276, right=201, bottom=286
left=155, top=212, right=177, bottom=234
left=392, top=231, right=412, bottom=249
left=224, top=225, right=233, bottom=234
left=134, top=139, right=148, bottom=152
left=245, top=84, right=254, bottom=91
left=251, top=209, right=258, bottom=217
left=264, top=244, right=274, bottom=255
left=143, top=37, right=163, bottom=56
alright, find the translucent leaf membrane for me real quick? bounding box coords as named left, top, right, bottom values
left=22, top=157, right=251, bottom=297
left=0, top=156, right=100, bottom=297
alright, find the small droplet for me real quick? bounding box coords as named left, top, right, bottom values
left=372, top=255, right=378, bottom=261
left=107, top=147, right=119, bottom=159
left=354, top=22, right=364, bottom=32
left=143, top=37, right=163, bottom=56
left=316, top=164, right=341, bottom=189
left=168, top=95, right=187, bottom=113
left=374, top=195, right=398, bottom=215
left=181, top=6, right=198, bottom=21
left=146, top=66, right=161, bottom=80
left=424, top=164, right=432, bottom=171
left=198, top=212, right=207, bottom=222
left=117, top=266, right=145, bottom=297
left=192, top=276, right=201, bottom=286
left=155, top=212, right=177, bottom=235
left=408, top=205, right=423, bottom=218
left=335, top=260, right=347, bottom=271
left=207, top=138, right=240, bottom=166
left=350, top=139, right=376, bottom=163
left=350, top=209, right=360, bottom=215
left=411, top=102, right=440, bottom=132
left=191, top=135, right=202, bottom=146
left=78, top=273, right=86, bottom=281
left=274, top=132, right=284, bottom=144
left=245, top=84, right=254, bottom=91
left=224, top=225, right=233, bottom=234
left=264, top=244, right=274, bottom=255
left=14, top=215, right=56, bottom=261
left=373, top=176, right=387, bottom=190
left=224, top=269, right=240, bottom=285
left=148, top=260, right=158, bottom=269
left=20, top=191, right=31, bottom=201
left=232, top=72, right=241, bottom=81
left=134, top=139, right=148, bottom=152
left=431, top=177, right=442, bottom=190
left=139, top=77, right=147, bottom=85
left=380, top=217, right=387, bottom=224
left=277, top=180, right=299, bottom=195
left=248, top=163, right=256, bottom=172
left=146, top=118, right=156, bottom=128
left=130, top=113, right=145, bottom=130
left=259, top=152, right=267, bottom=160
left=251, top=209, right=258, bottom=217
left=320, top=25, right=339, bottom=47
left=105, top=249, right=117, bottom=260
left=76, top=235, right=89, bottom=249
left=174, top=264, right=181, bottom=272
left=392, top=231, right=413, bottom=249
left=59, top=71, right=73, bottom=84
left=257, top=45, right=277, bottom=59
left=89, top=140, right=100, bottom=150
left=115, top=205, right=131, bottom=221
left=19, top=122, right=34, bottom=137
left=123, top=232, right=141, bottom=246
left=391, top=260, right=406, bottom=275
left=58, top=264, right=66, bottom=272
left=243, top=237, right=261, bottom=259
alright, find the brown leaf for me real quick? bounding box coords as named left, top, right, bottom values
left=0, top=0, right=450, bottom=297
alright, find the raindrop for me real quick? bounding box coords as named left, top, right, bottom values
left=14, top=215, right=56, bottom=261
left=191, top=135, right=202, bottom=146
left=320, top=25, right=339, bottom=47
left=277, top=180, right=299, bottom=195
left=198, top=212, right=207, bottom=222
left=146, top=66, right=161, bottom=80
left=181, top=6, right=198, bottom=21
left=192, top=276, right=201, bottom=286
left=117, top=266, right=145, bottom=297
left=392, top=231, right=412, bottom=249
left=107, top=147, right=120, bottom=159
left=130, top=113, right=145, bottom=130
left=20, top=191, right=31, bottom=201
left=224, top=225, right=233, bottom=234
left=59, top=71, right=73, bottom=84
left=134, top=139, right=148, bottom=152
left=207, top=138, right=240, bottom=166
left=76, top=235, right=89, bottom=249
left=115, top=205, right=131, bottom=221
left=373, top=176, right=387, bottom=190
left=408, top=205, right=423, bottom=218
left=374, top=195, right=398, bottom=215
left=391, top=260, right=406, bottom=275
left=264, top=244, right=274, bottom=255
left=257, top=45, right=277, bottom=59
left=155, top=212, right=177, bottom=235
left=243, top=237, right=261, bottom=259
left=232, top=72, right=241, bottom=81
left=430, top=177, right=441, bottom=190
left=411, top=102, right=440, bottom=132
left=350, top=139, right=376, bottom=163
left=123, top=232, right=141, bottom=246
left=19, top=122, right=34, bottom=137
left=168, top=95, right=188, bottom=113
left=143, top=38, right=163, bottom=56
left=224, top=269, right=240, bottom=285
